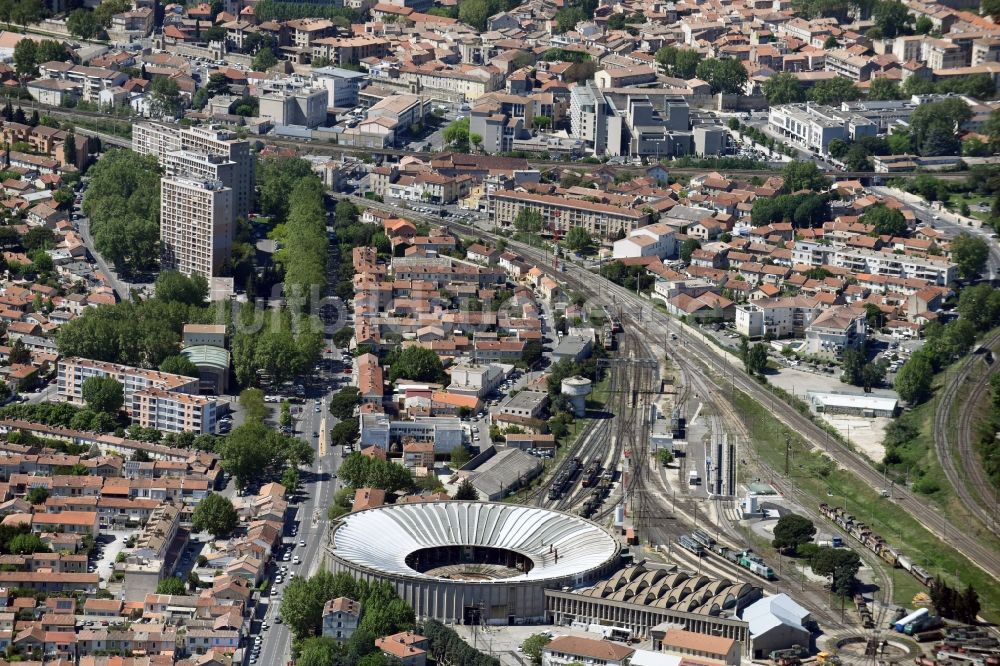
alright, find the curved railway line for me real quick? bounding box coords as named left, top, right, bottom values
left=933, top=328, right=1000, bottom=535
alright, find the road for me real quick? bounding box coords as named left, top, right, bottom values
left=254, top=385, right=343, bottom=666
left=871, top=185, right=1000, bottom=280
left=354, top=195, right=1000, bottom=580
left=75, top=213, right=134, bottom=302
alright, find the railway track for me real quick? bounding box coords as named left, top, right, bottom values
left=349, top=195, right=1000, bottom=582
left=19, top=101, right=974, bottom=179
left=933, top=329, right=1000, bottom=535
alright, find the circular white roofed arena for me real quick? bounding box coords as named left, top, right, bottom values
left=328, top=501, right=622, bottom=624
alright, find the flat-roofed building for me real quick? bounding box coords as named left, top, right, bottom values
left=57, top=358, right=199, bottom=412
left=132, top=388, right=218, bottom=434
left=160, top=176, right=233, bottom=279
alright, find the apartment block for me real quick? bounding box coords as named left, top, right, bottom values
left=805, top=305, right=868, bottom=360
left=735, top=297, right=822, bottom=339
left=36, top=62, right=127, bottom=104
left=570, top=82, right=608, bottom=155
left=828, top=247, right=956, bottom=285
left=489, top=189, right=652, bottom=240
left=132, top=123, right=254, bottom=218
left=823, top=49, right=877, bottom=81
left=132, top=388, right=217, bottom=434
left=160, top=176, right=233, bottom=279
left=58, top=358, right=199, bottom=410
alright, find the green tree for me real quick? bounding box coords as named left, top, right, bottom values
left=742, top=340, right=769, bottom=376
left=895, top=352, right=933, bottom=403
left=281, top=466, right=300, bottom=494
left=781, top=160, right=830, bottom=193
left=239, top=388, right=267, bottom=423
left=679, top=238, right=701, bottom=263
left=388, top=346, right=445, bottom=382
left=655, top=45, right=700, bottom=78
left=950, top=232, right=989, bottom=279
left=915, top=15, right=933, bottom=33
left=329, top=418, right=360, bottom=449
left=956, top=283, right=1000, bottom=331
left=329, top=386, right=361, bottom=420
left=564, top=226, right=592, bottom=252
left=843, top=145, right=873, bottom=171
left=450, top=446, right=471, bottom=470
left=840, top=346, right=867, bottom=386
left=155, top=271, right=209, bottom=305
left=159, top=354, right=200, bottom=378
left=453, top=478, right=478, bottom=500
left=514, top=209, right=543, bottom=233
left=12, top=40, right=40, bottom=79
left=772, top=513, right=816, bottom=554
left=149, top=77, right=182, bottom=118
left=521, top=634, right=551, bottom=666
left=807, top=76, right=862, bottom=105
left=458, top=0, right=505, bottom=31
left=809, top=547, right=861, bottom=595
left=252, top=47, right=278, bottom=71
left=910, top=98, right=971, bottom=156
left=63, top=129, right=78, bottom=166
left=156, top=577, right=187, bottom=595
left=82, top=376, right=124, bottom=414
left=443, top=117, right=470, bottom=151
left=297, top=637, right=340, bottom=666
left=761, top=72, right=805, bottom=104
left=657, top=448, right=674, bottom=466
left=191, top=492, right=239, bottom=537
left=35, top=40, right=68, bottom=65
left=695, top=58, right=748, bottom=94
left=823, top=35, right=839, bottom=48
left=27, top=487, right=49, bottom=505
left=868, top=77, right=903, bottom=101
left=873, top=0, right=911, bottom=37
left=216, top=421, right=314, bottom=491
left=81, top=149, right=162, bottom=276
left=521, top=339, right=543, bottom=368
left=67, top=9, right=101, bottom=39
left=861, top=204, right=907, bottom=236
left=8, top=534, right=48, bottom=555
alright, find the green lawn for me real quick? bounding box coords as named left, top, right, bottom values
left=945, top=193, right=992, bottom=221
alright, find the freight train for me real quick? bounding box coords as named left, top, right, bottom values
left=687, top=531, right=778, bottom=580
left=548, top=457, right=581, bottom=500
left=819, top=503, right=934, bottom=587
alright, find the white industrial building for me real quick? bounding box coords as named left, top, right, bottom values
left=740, top=594, right=812, bottom=660
left=768, top=103, right=877, bottom=156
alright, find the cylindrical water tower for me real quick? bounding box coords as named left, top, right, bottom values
left=560, top=376, right=592, bottom=417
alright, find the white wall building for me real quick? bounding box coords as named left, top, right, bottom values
left=613, top=223, right=677, bottom=259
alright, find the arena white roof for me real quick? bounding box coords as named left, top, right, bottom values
left=333, top=501, right=619, bottom=582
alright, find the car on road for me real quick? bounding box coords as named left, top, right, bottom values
left=293, top=556, right=301, bottom=564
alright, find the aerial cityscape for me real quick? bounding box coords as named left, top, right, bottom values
left=0, top=0, right=995, bottom=664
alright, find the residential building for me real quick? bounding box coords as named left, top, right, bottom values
left=570, top=82, right=608, bottom=155
left=659, top=629, right=740, bottom=665
left=57, top=358, right=199, bottom=414
left=310, top=36, right=391, bottom=67
left=823, top=49, right=878, bottom=81
left=375, top=632, right=428, bottom=666
left=735, top=297, right=823, bottom=339
left=132, top=123, right=254, bottom=218
left=489, top=189, right=653, bottom=240
left=402, top=442, right=435, bottom=470
left=804, top=305, right=868, bottom=359
left=447, top=364, right=504, bottom=398
left=131, top=388, right=218, bottom=434
left=828, top=247, right=956, bottom=284
left=613, top=223, right=677, bottom=259
left=162, top=150, right=239, bottom=224
left=160, top=176, right=233, bottom=279
left=322, top=597, right=361, bottom=641
left=35, top=62, right=127, bottom=104
left=359, top=413, right=464, bottom=452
